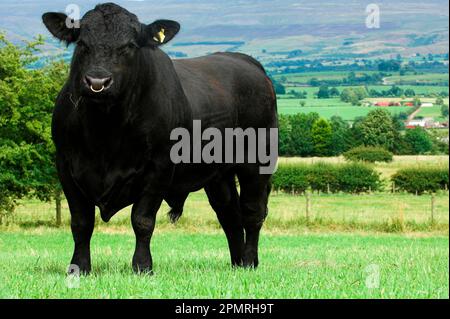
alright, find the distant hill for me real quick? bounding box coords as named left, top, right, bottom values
left=1, top=0, right=448, bottom=61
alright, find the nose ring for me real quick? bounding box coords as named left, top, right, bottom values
left=90, top=85, right=105, bottom=93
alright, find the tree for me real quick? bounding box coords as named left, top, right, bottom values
left=329, top=87, right=340, bottom=97
left=278, top=115, right=292, bottom=156
left=441, top=104, right=449, bottom=118
left=289, top=113, right=320, bottom=156
left=340, top=88, right=359, bottom=105
left=311, top=118, right=333, bottom=156
left=404, top=88, right=416, bottom=97
left=0, top=33, right=67, bottom=225
left=340, top=87, right=367, bottom=106
left=274, top=82, right=286, bottom=95
left=413, top=97, right=422, bottom=107
left=378, top=60, right=401, bottom=72
left=403, top=127, right=433, bottom=154
left=330, top=116, right=353, bottom=156
left=317, top=86, right=330, bottom=99
left=435, top=97, right=444, bottom=106
left=358, top=109, right=397, bottom=151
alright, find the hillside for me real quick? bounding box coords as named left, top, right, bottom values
left=1, top=0, right=448, bottom=62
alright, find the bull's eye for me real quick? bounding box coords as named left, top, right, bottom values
left=118, top=42, right=138, bottom=55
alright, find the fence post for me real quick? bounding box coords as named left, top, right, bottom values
left=431, top=193, right=436, bottom=224
left=306, top=190, right=311, bottom=221
left=55, top=189, right=62, bottom=227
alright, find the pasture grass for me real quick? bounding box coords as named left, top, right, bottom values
left=3, top=156, right=448, bottom=234
left=385, top=73, right=449, bottom=85
left=4, top=191, right=449, bottom=235
left=277, top=104, right=412, bottom=119
left=1, top=156, right=448, bottom=299
left=417, top=105, right=447, bottom=121
left=0, top=231, right=448, bottom=299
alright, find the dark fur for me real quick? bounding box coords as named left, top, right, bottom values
left=43, top=3, right=278, bottom=274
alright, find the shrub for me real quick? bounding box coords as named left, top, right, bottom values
left=392, top=167, right=449, bottom=194
left=272, top=162, right=381, bottom=194
left=307, top=163, right=339, bottom=193
left=336, top=163, right=381, bottom=193
left=344, top=146, right=393, bottom=163
left=272, top=164, right=308, bottom=193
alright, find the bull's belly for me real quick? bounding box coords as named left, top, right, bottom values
left=169, top=163, right=234, bottom=193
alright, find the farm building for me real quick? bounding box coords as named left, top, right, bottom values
left=405, top=118, right=446, bottom=129
left=405, top=118, right=434, bottom=128
left=373, top=101, right=401, bottom=107
left=421, top=102, right=434, bottom=107
left=374, top=101, right=390, bottom=107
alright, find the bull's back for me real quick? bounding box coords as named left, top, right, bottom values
left=173, top=52, right=277, bottom=129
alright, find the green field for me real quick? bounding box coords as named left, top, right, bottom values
left=1, top=156, right=448, bottom=299
left=417, top=105, right=447, bottom=121
left=0, top=231, right=448, bottom=298
left=385, top=73, right=449, bottom=85
left=277, top=103, right=411, bottom=119
left=273, top=71, right=382, bottom=84
left=275, top=72, right=449, bottom=87
left=285, top=85, right=449, bottom=96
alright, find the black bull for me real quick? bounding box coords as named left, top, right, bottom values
left=43, top=3, right=278, bottom=274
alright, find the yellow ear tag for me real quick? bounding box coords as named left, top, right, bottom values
left=153, top=28, right=166, bottom=43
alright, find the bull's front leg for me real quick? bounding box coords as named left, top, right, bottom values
left=131, top=194, right=164, bottom=274
left=57, top=160, right=95, bottom=275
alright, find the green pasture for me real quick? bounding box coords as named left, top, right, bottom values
left=0, top=155, right=448, bottom=299
left=385, top=73, right=449, bottom=85
left=277, top=103, right=411, bottom=119
left=0, top=231, right=448, bottom=299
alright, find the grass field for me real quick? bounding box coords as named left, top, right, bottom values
left=284, top=85, right=449, bottom=96
left=275, top=69, right=449, bottom=120
left=277, top=103, right=412, bottom=119
left=1, top=156, right=448, bottom=299
left=0, top=231, right=448, bottom=298
left=417, top=105, right=447, bottom=121
left=385, top=73, right=449, bottom=85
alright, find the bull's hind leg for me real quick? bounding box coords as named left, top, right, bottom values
left=205, top=175, right=245, bottom=267
left=237, top=167, right=271, bottom=268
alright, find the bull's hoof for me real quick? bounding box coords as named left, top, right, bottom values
left=68, top=262, right=91, bottom=275
left=242, top=256, right=259, bottom=269
left=132, top=263, right=154, bottom=275
left=132, top=255, right=153, bottom=275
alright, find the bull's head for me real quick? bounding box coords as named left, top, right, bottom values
left=42, top=3, right=180, bottom=101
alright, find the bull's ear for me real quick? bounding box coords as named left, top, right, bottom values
left=42, top=12, right=80, bottom=44
left=143, top=20, right=180, bottom=46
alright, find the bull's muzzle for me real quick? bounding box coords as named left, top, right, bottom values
left=85, top=75, right=113, bottom=93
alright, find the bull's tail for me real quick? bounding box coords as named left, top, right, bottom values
left=168, top=206, right=183, bottom=224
